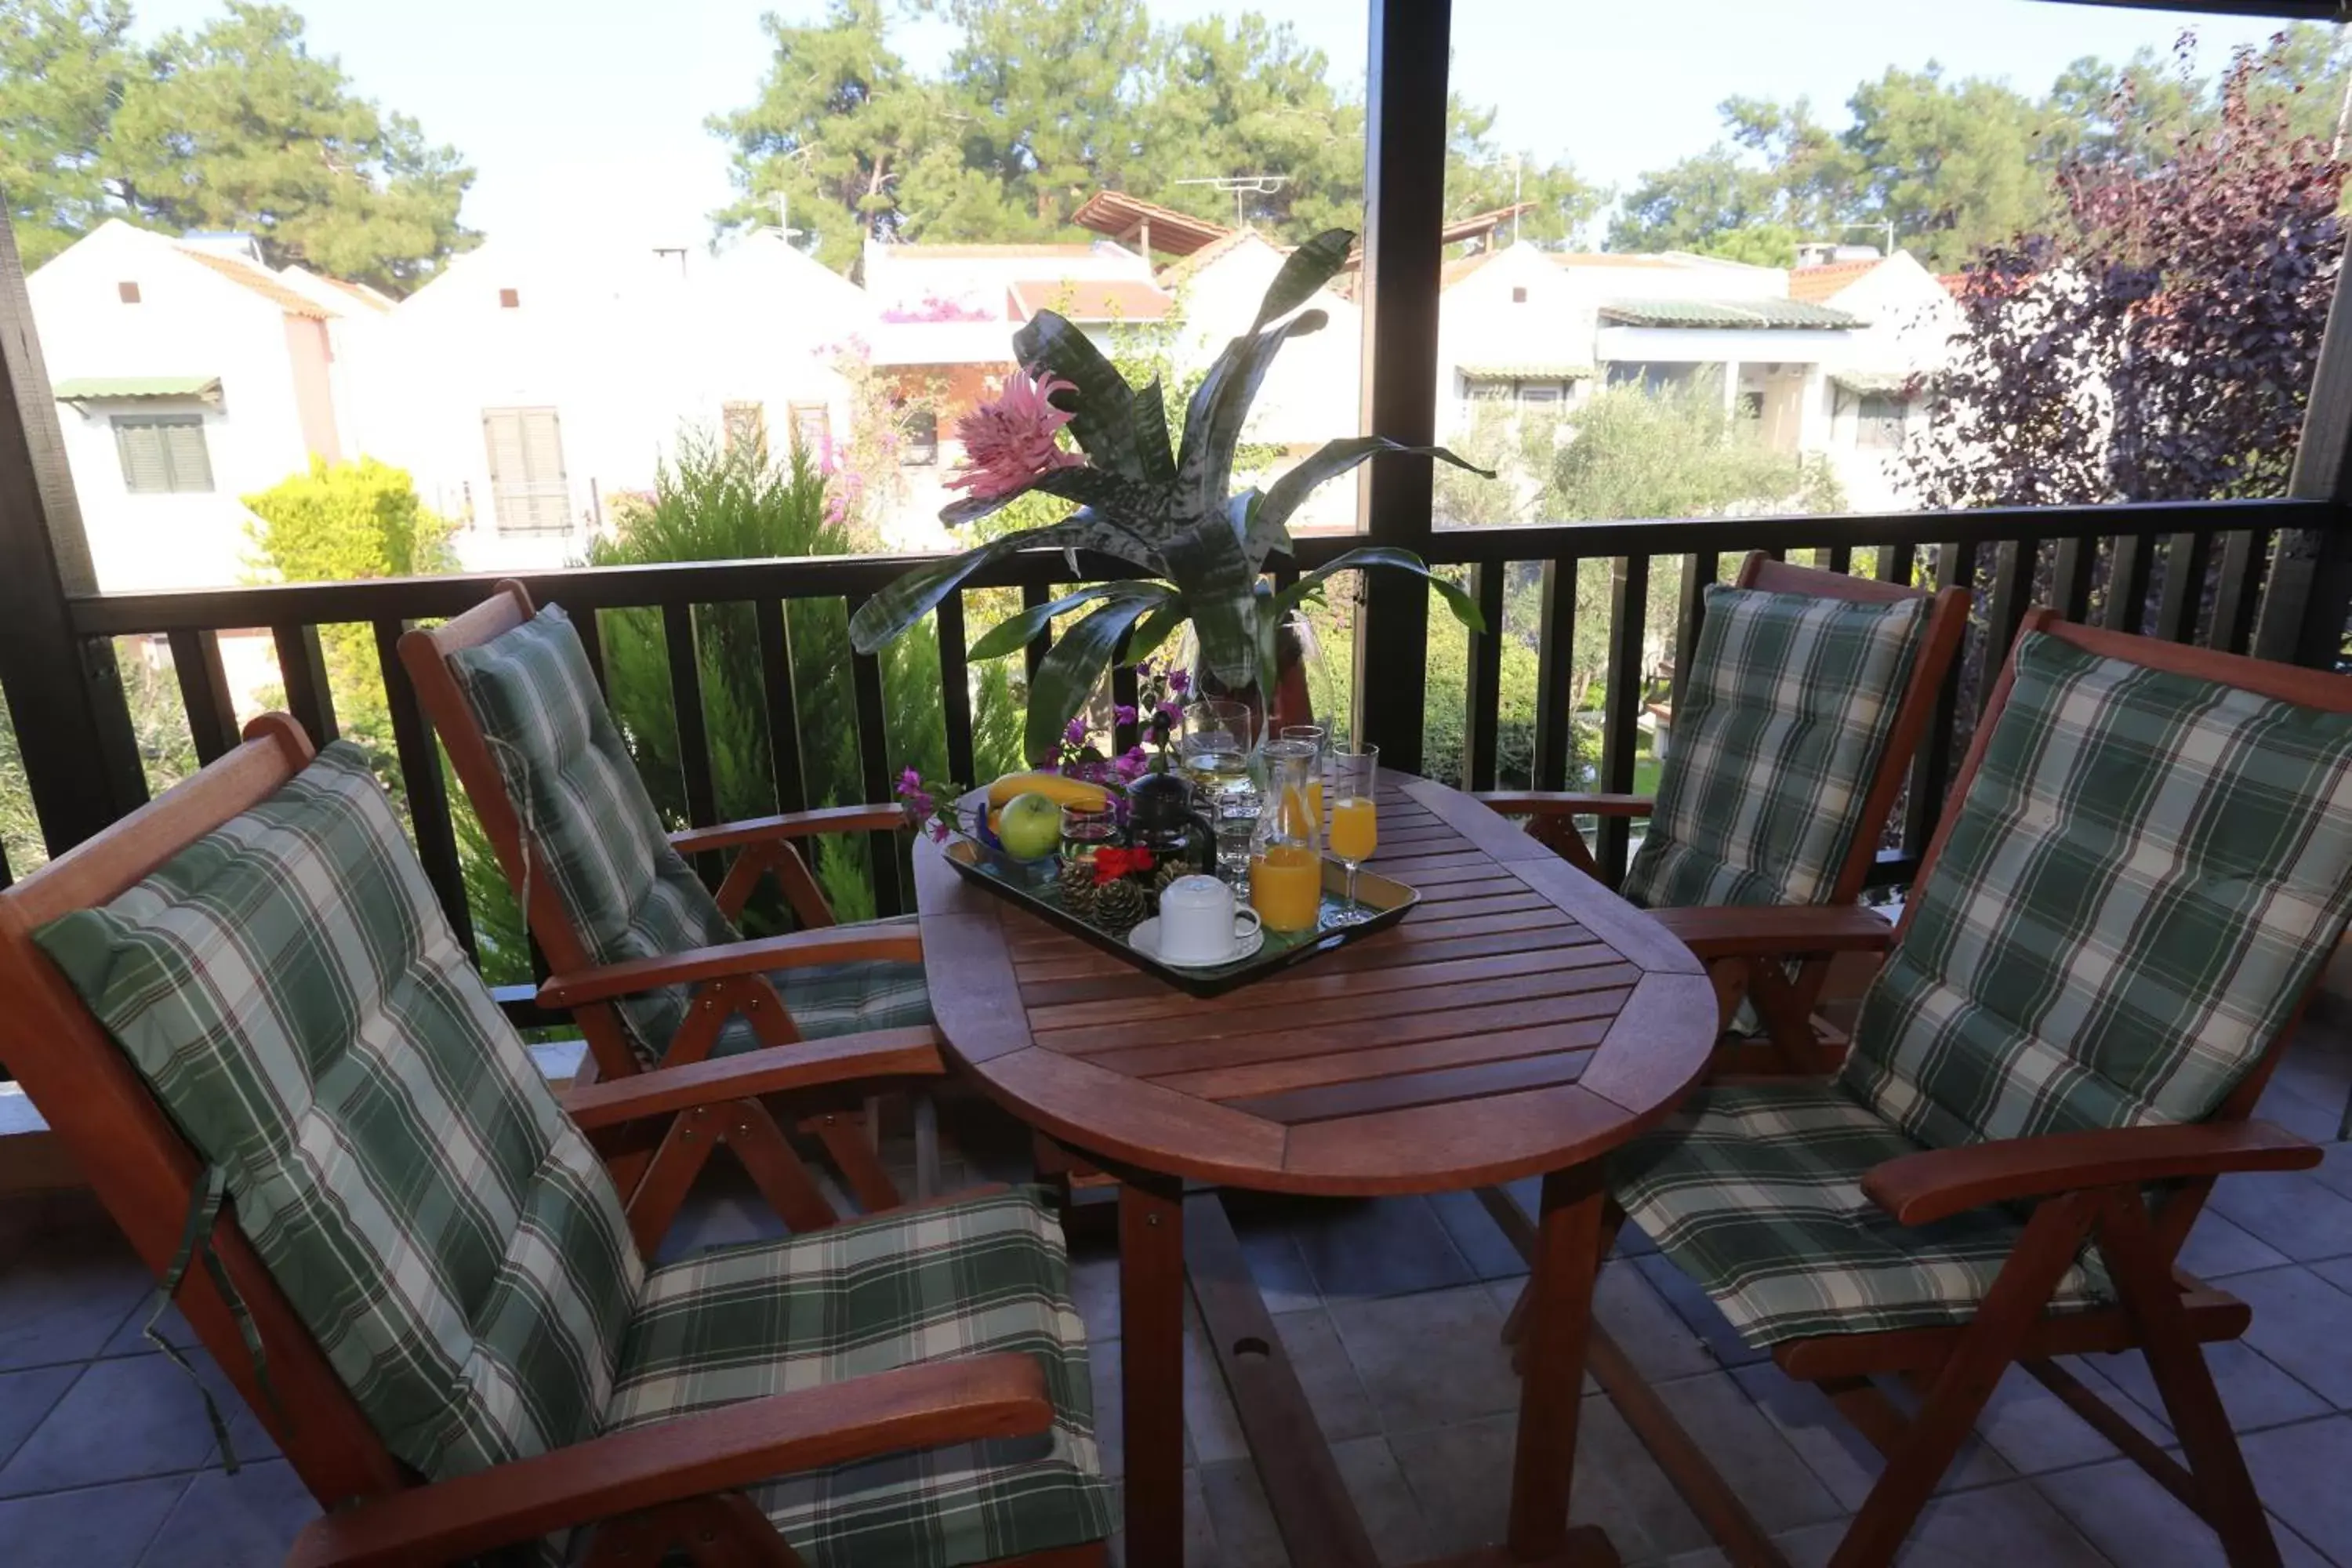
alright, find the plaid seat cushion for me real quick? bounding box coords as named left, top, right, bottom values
left=1610, top=1080, right=2109, bottom=1345
left=1842, top=632, right=2352, bottom=1148
left=448, top=606, right=742, bottom=1065
left=1622, top=584, right=1927, bottom=913
left=34, top=743, right=642, bottom=1482
left=606, top=1187, right=1115, bottom=1567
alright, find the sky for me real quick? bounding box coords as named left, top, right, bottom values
left=125, top=0, right=2305, bottom=250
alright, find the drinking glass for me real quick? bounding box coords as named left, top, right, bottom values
left=1182, top=700, right=1256, bottom=885
left=1250, top=739, right=1324, bottom=935
left=1325, top=745, right=1379, bottom=925
left=1279, top=724, right=1327, bottom=823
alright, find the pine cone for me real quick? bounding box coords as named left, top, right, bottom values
left=1149, top=858, right=1186, bottom=913
left=1055, top=855, right=1097, bottom=919
left=1094, top=875, right=1150, bottom=935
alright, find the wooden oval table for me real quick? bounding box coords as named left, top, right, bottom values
left=914, top=774, right=1717, bottom=1567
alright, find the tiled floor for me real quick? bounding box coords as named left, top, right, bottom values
left=1, top=1020, right=2347, bottom=1567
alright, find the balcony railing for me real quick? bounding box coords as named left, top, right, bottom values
left=13, top=498, right=2335, bottom=1022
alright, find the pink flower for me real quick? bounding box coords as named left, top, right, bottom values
left=896, top=767, right=923, bottom=798
left=1167, top=669, right=1192, bottom=697
left=946, top=369, right=1084, bottom=499
left=1113, top=746, right=1149, bottom=782
left=1064, top=717, right=1089, bottom=748
left=1114, top=702, right=1138, bottom=726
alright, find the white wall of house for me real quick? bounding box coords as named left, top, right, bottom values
left=1806, top=253, right=1964, bottom=511
left=1437, top=244, right=1599, bottom=430
left=27, top=222, right=356, bottom=593
left=364, top=230, right=865, bottom=572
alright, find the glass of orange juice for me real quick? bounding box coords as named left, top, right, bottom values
left=1326, top=745, right=1380, bottom=926
left=1280, top=724, right=1327, bottom=822
left=1250, top=739, right=1325, bottom=935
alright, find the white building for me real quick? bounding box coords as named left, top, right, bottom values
left=27, top=221, right=381, bottom=593
left=363, top=229, right=869, bottom=572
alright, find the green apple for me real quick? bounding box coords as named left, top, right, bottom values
left=997, top=792, right=1063, bottom=861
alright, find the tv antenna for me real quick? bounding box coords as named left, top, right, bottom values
left=770, top=192, right=807, bottom=249
left=1175, top=175, right=1289, bottom=230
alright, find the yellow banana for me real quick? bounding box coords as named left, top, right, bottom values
left=986, top=771, right=1112, bottom=811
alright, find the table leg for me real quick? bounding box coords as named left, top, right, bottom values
left=1120, top=1174, right=1187, bottom=1568
left=1508, top=1161, right=1607, bottom=1560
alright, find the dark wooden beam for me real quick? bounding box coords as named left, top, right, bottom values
left=1352, top=0, right=1451, bottom=777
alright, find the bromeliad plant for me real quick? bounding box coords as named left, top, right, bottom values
left=848, top=228, right=1491, bottom=760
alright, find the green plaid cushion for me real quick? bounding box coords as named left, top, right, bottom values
left=1622, top=584, right=1928, bottom=912
left=34, top=742, right=642, bottom=1482
left=607, top=1187, right=1115, bottom=1566
left=448, top=606, right=740, bottom=1065
left=1610, top=1080, right=2109, bottom=1345
left=1843, top=632, right=2352, bottom=1147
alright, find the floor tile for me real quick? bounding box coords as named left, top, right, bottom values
left=0, top=1354, right=222, bottom=1497
left=2089, top=1340, right=2331, bottom=1436
left=1630, top=1254, right=1768, bottom=1370
left=0, top=1224, right=153, bottom=1371
left=0, top=1473, right=187, bottom=1568
left=1334, top=1435, right=1436, bottom=1567
left=1386, top=1410, right=1519, bottom=1558
left=1728, top=1363, right=2012, bottom=1510
left=2313, top=1141, right=2352, bottom=1206
left=1182, top=1302, right=1250, bottom=1466
left=2241, top=1415, right=2352, bottom=1566
left=1653, top=1371, right=1846, bottom=1533
left=1852, top=1479, right=2109, bottom=1567
left=1427, top=1188, right=1532, bottom=1280
left=1595, top=1259, right=1718, bottom=1384
left=2314, top=1254, right=2352, bottom=1298
left=137, top=1458, right=319, bottom=1567
left=2208, top=1170, right=2352, bottom=1263
left=1227, top=1215, right=1320, bottom=1316
left=2228, top=1265, right=2352, bottom=1410
left=1968, top=1359, right=2169, bottom=1477
left=1090, top=1337, right=1124, bottom=1479
left=0, top=1364, right=80, bottom=1472
left=1198, top=1456, right=1288, bottom=1568
left=2032, top=1456, right=2332, bottom=1568
left=1327, top=1284, right=1523, bottom=1432
left=1069, top=1247, right=1122, bottom=1345
left=2179, top=1208, right=2293, bottom=1280
left=1287, top=1196, right=1475, bottom=1304
left=1272, top=1308, right=1379, bottom=1443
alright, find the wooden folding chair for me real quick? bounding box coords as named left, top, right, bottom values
left=401, top=582, right=945, bottom=1246
left=1536, top=615, right=2347, bottom=1568
left=1480, top=550, right=1969, bottom=1078
left=0, top=716, right=1112, bottom=1568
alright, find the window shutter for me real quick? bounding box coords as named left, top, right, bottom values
left=163, top=420, right=214, bottom=492
left=115, top=423, right=169, bottom=494
left=484, top=407, right=571, bottom=534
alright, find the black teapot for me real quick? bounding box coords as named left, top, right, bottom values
left=1126, top=768, right=1215, bottom=877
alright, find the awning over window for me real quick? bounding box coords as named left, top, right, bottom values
left=1600, top=299, right=1863, bottom=330
left=1459, top=364, right=1595, bottom=382
left=53, top=376, right=223, bottom=407
left=1829, top=370, right=1920, bottom=396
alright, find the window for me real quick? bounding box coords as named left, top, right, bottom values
left=482, top=407, right=572, bottom=535
left=722, top=401, right=767, bottom=456
left=1465, top=379, right=1512, bottom=403
left=1519, top=385, right=1563, bottom=407
left=1857, top=394, right=1909, bottom=449
left=117, top=281, right=140, bottom=304
left=788, top=403, right=833, bottom=460
left=1737, top=390, right=1765, bottom=423
left=1511, top=285, right=1528, bottom=304
left=498, top=288, right=521, bottom=309
left=1605, top=362, right=1697, bottom=397
left=112, top=416, right=212, bottom=494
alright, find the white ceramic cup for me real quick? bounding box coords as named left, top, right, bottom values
left=1156, top=874, right=1261, bottom=964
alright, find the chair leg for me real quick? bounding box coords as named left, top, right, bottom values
left=624, top=1106, right=723, bottom=1257
left=723, top=1101, right=841, bottom=1233
left=583, top=1494, right=801, bottom=1566
left=2095, top=1192, right=2285, bottom=1567
left=802, top=1105, right=905, bottom=1213
left=913, top=1091, right=942, bottom=1200
left=1830, top=1191, right=2103, bottom=1568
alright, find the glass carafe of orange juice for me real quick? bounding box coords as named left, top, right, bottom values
left=1249, top=739, right=1324, bottom=935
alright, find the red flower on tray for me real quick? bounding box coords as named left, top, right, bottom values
left=1091, top=846, right=1156, bottom=886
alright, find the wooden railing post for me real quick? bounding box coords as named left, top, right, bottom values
left=1352, top=0, right=1450, bottom=777
left=0, top=209, right=147, bottom=855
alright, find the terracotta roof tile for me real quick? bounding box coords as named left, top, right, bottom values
left=1007, top=278, right=1174, bottom=321
left=1789, top=258, right=1883, bottom=303
left=177, top=248, right=333, bottom=318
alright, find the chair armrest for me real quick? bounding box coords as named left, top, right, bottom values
left=539, top=926, right=923, bottom=1008
left=560, top=1029, right=944, bottom=1131
left=670, top=804, right=906, bottom=855
left=1473, top=791, right=1655, bottom=818
left=1645, top=903, right=1896, bottom=961
left=283, top=1354, right=1051, bottom=1568
left=1863, top=1120, right=2321, bottom=1227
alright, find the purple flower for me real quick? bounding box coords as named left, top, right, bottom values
left=1064, top=717, right=1089, bottom=747
left=1113, top=746, right=1149, bottom=782
left=895, top=766, right=923, bottom=799
left=926, top=819, right=951, bottom=843
left=1154, top=699, right=1181, bottom=724
left=1167, top=668, right=1192, bottom=696
left=1114, top=702, right=1138, bottom=726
